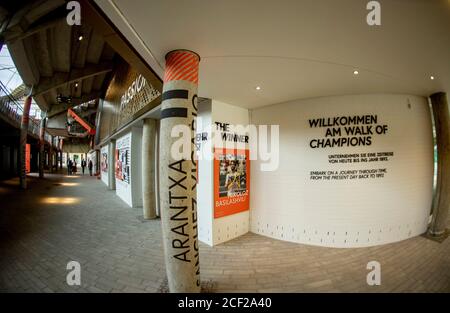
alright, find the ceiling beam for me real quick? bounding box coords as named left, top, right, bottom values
left=7, top=36, right=40, bottom=86
left=71, top=108, right=98, bottom=119
left=46, top=91, right=101, bottom=117
left=4, top=0, right=65, bottom=34
left=33, top=62, right=113, bottom=97
left=81, top=0, right=163, bottom=94
left=4, top=16, right=66, bottom=44
left=33, top=93, right=50, bottom=112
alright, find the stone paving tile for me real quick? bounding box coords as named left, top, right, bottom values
left=0, top=172, right=449, bottom=293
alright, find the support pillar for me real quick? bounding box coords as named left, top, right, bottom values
left=66, top=152, right=69, bottom=174
left=9, top=144, right=15, bottom=176
left=19, top=95, right=32, bottom=189
left=96, top=149, right=100, bottom=174
left=49, top=136, right=54, bottom=173
left=108, top=139, right=116, bottom=190
left=16, top=144, right=20, bottom=175
left=0, top=144, right=3, bottom=176
left=429, top=92, right=450, bottom=236
left=142, top=118, right=157, bottom=219
left=159, top=50, right=200, bottom=292
left=39, top=117, right=46, bottom=178
left=60, top=150, right=63, bottom=170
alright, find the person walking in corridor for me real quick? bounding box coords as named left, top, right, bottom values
left=81, top=158, right=86, bottom=175
left=88, top=159, right=93, bottom=176
left=67, top=159, right=72, bottom=175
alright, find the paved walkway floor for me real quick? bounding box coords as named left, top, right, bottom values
left=0, top=172, right=449, bottom=293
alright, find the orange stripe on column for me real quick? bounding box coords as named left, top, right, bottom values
left=171, top=58, right=198, bottom=81
left=167, top=50, right=187, bottom=65
left=165, top=54, right=195, bottom=82
left=164, top=52, right=191, bottom=81
left=185, top=70, right=199, bottom=84
left=165, top=59, right=199, bottom=83
left=175, top=66, right=197, bottom=82
left=178, top=60, right=199, bottom=82
left=164, top=52, right=189, bottom=80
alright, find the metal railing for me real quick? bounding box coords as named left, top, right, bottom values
left=0, top=81, right=54, bottom=146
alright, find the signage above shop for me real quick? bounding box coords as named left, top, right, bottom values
left=120, top=74, right=147, bottom=112
left=99, top=61, right=162, bottom=142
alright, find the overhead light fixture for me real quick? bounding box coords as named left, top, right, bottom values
left=78, top=35, right=83, bottom=41
left=75, top=82, right=79, bottom=88
left=255, top=86, right=261, bottom=91
left=57, top=94, right=72, bottom=104
left=353, top=70, right=359, bottom=75
left=430, top=76, right=435, bottom=80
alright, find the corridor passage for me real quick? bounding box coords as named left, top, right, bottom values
left=0, top=172, right=449, bottom=293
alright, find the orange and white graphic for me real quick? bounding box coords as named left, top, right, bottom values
left=214, top=148, right=250, bottom=218
left=164, top=50, right=200, bottom=84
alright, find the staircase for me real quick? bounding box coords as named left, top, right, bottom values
left=0, top=81, right=52, bottom=144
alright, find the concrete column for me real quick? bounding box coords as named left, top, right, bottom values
left=49, top=136, right=54, bottom=173
left=9, top=144, right=15, bottom=176
left=108, top=139, right=116, bottom=190
left=429, top=92, right=450, bottom=236
left=66, top=152, right=69, bottom=174
left=142, top=118, right=157, bottom=219
left=39, top=117, right=46, bottom=178
left=16, top=144, right=20, bottom=176
left=159, top=50, right=200, bottom=292
left=19, top=96, right=32, bottom=189
left=59, top=149, right=63, bottom=170
left=96, top=149, right=100, bottom=174
left=0, top=144, right=3, bottom=175
left=155, top=119, right=161, bottom=217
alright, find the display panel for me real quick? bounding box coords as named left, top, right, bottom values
left=214, top=148, right=250, bottom=218
left=115, top=135, right=131, bottom=184
left=250, top=94, right=433, bottom=248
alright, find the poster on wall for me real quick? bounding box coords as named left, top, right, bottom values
left=115, top=135, right=131, bottom=184
left=101, top=149, right=108, bottom=172
left=214, top=148, right=250, bottom=218
left=101, top=153, right=108, bottom=172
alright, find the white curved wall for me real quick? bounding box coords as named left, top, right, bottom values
left=250, top=94, right=434, bottom=247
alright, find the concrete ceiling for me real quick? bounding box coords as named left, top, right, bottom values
left=3, top=0, right=116, bottom=113
left=95, top=0, right=450, bottom=109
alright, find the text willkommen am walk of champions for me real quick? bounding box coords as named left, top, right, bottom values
left=309, top=114, right=388, bottom=149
